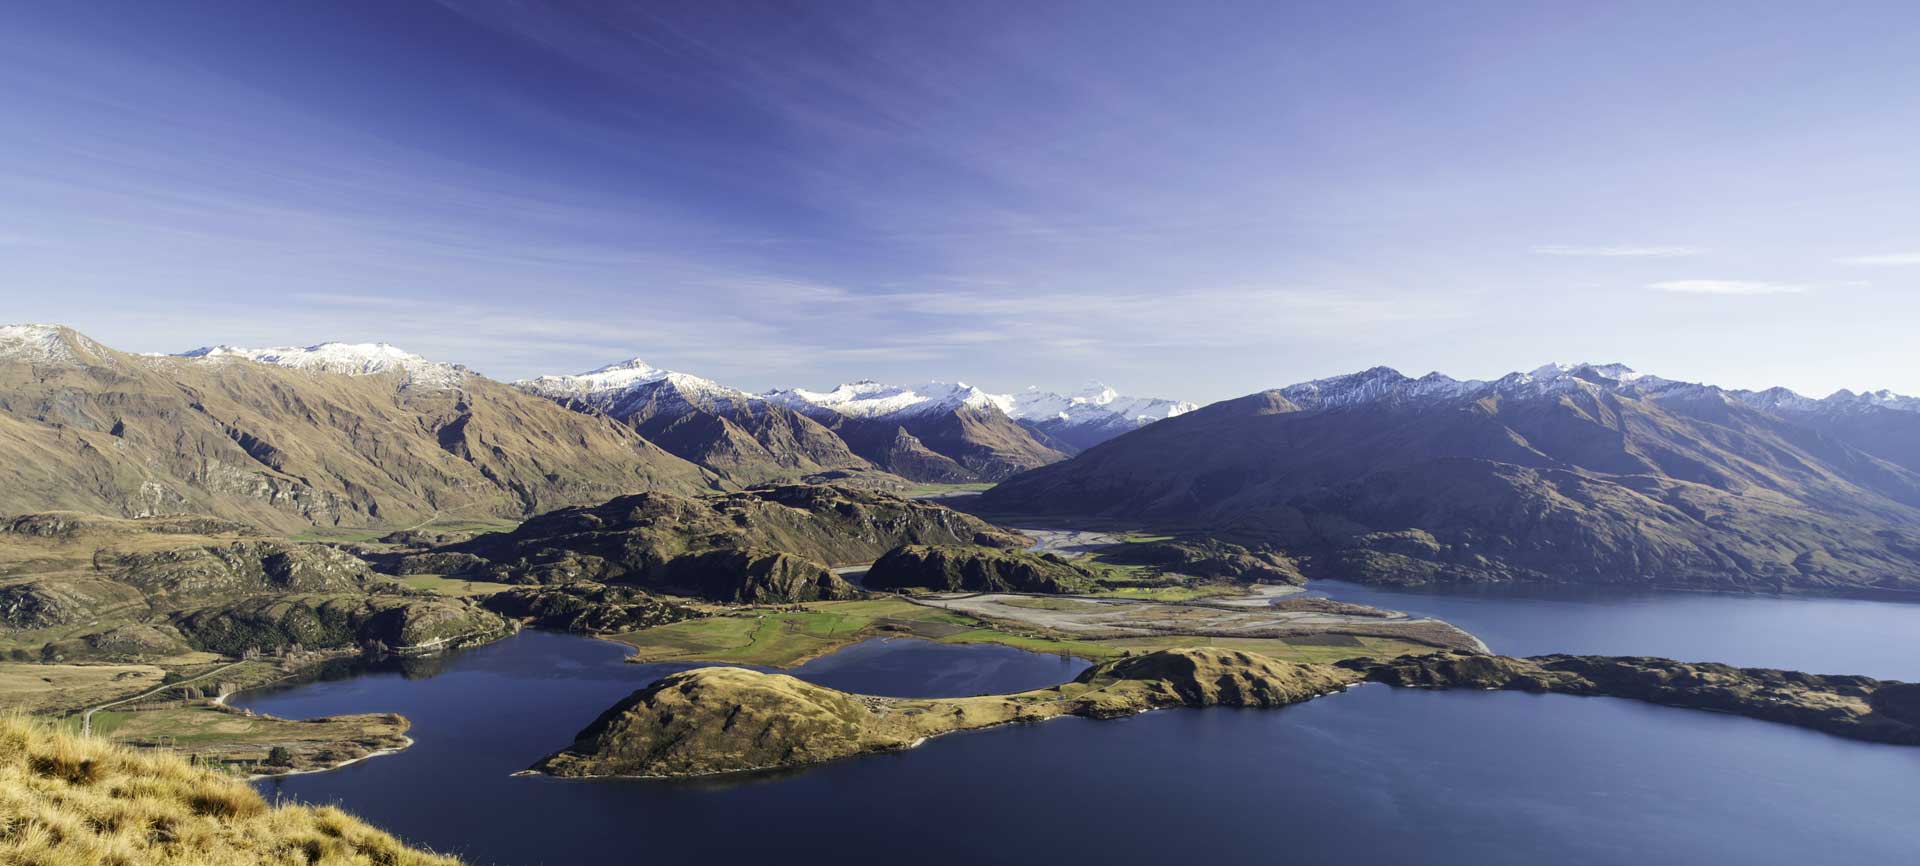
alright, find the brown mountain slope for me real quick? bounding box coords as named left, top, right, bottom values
left=982, top=381, right=1920, bottom=593
left=598, top=391, right=873, bottom=486
left=515, top=363, right=886, bottom=487
left=0, top=326, right=718, bottom=533
left=815, top=406, right=1066, bottom=482
left=445, top=484, right=1028, bottom=601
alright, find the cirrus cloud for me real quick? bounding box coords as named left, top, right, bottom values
left=1835, top=252, right=1920, bottom=266
left=1647, top=279, right=1808, bottom=295
left=1534, top=244, right=1700, bottom=258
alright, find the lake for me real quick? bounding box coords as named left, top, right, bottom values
left=241, top=618, right=1920, bottom=866
left=1309, top=580, right=1920, bottom=678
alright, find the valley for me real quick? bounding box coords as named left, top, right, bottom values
left=10, top=327, right=1920, bottom=865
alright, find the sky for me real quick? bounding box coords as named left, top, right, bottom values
left=3, top=1, right=1920, bottom=403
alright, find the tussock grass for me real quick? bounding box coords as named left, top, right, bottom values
left=0, top=715, right=460, bottom=865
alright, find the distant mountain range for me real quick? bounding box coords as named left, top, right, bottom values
left=983, top=362, right=1920, bottom=594
left=0, top=325, right=1192, bottom=529
left=16, top=323, right=1920, bottom=594
left=0, top=326, right=718, bottom=532
left=518, top=358, right=1192, bottom=484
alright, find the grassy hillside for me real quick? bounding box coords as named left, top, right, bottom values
left=445, top=484, right=1028, bottom=601
left=0, top=326, right=717, bottom=533
left=0, top=715, right=459, bottom=865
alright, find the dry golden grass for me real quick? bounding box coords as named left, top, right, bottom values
left=0, top=715, right=460, bottom=865
left=0, top=665, right=165, bottom=715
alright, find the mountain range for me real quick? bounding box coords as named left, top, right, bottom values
left=13, top=324, right=1920, bottom=594
left=0, top=325, right=718, bottom=532
left=982, top=362, right=1920, bottom=593
left=0, top=325, right=1189, bottom=529
left=517, top=359, right=1191, bottom=484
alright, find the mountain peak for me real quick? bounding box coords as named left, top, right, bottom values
left=585, top=357, right=663, bottom=375
left=766, top=380, right=1010, bottom=418
left=173, top=341, right=463, bottom=389
left=0, top=323, right=114, bottom=368
left=515, top=358, right=753, bottom=414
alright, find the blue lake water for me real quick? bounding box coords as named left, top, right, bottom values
left=1309, top=580, right=1920, bottom=679
left=241, top=622, right=1920, bottom=866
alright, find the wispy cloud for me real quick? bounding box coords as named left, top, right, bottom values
left=1835, top=252, right=1920, bottom=266
left=1534, top=244, right=1700, bottom=258
left=1647, top=279, right=1808, bottom=295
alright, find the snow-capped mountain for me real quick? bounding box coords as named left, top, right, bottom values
left=985, top=361, right=1920, bottom=595
left=0, top=324, right=115, bottom=368
left=515, top=359, right=872, bottom=485
left=174, top=342, right=464, bottom=390
left=765, top=377, right=1195, bottom=447
left=1007, top=382, right=1196, bottom=426
left=764, top=380, right=1013, bottom=419
left=1271, top=361, right=1920, bottom=419
left=516, top=358, right=758, bottom=418
left=762, top=379, right=1066, bottom=479
left=1003, top=382, right=1198, bottom=451
left=0, top=325, right=716, bottom=532
left=1745, top=387, right=1920, bottom=415
left=1276, top=362, right=1691, bottom=410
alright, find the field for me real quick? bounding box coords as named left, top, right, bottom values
left=610, top=597, right=988, bottom=666
left=900, top=481, right=997, bottom=498
left=80, top=704, right=412, bottom=773
left=291, top=517, right=521, bottom=544
left=0, top=662, right=166, bottom=714
left=1084, top=582, right=1247, bottom=602
left=399, top=575, right=519, bottom=597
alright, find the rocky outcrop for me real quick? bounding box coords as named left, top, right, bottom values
left=0, top=579, right=146, bottom=629
left=659, top=549, right=855, bottom=603
left=390, top=551, right=490, bottom=576
left=169, top=595, right=511, bottom=656
left=447, top=484, right=1024, bottom=602
left=862, top=545, right=1100, bottom=594
left=1, top=512, right=255, bottom=540
left=531, top=648, right=1360, bottom=778
left=103, top=541, right=386, bottom=602
left=1346, top=651, right=1920, bottom=746
left=1100, top=538, right=1306, bottom=585
left=481, top=583, right=704, bottom=633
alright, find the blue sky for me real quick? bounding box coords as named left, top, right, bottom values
left=3, top=1, right=1919, bottom=402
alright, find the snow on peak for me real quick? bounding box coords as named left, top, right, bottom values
left=1765, top=387, right=1920, bottom=415
left=1280, top=362, right=1694, bottom=410
left=1007, top=381, right=1196, bottom=428
left=175, top=342, right=463, bottom=389
left=1280, top=366, right=1478, bottom=409
left=515, top=357, right=754, bottom=417
left=765, top=380, right=1012, bottom=419
left=519, top=358, right=672, bottom=394
left=1275, top=361, right=1920, bottom=417
left=0, top=323, right=113, bottom=367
